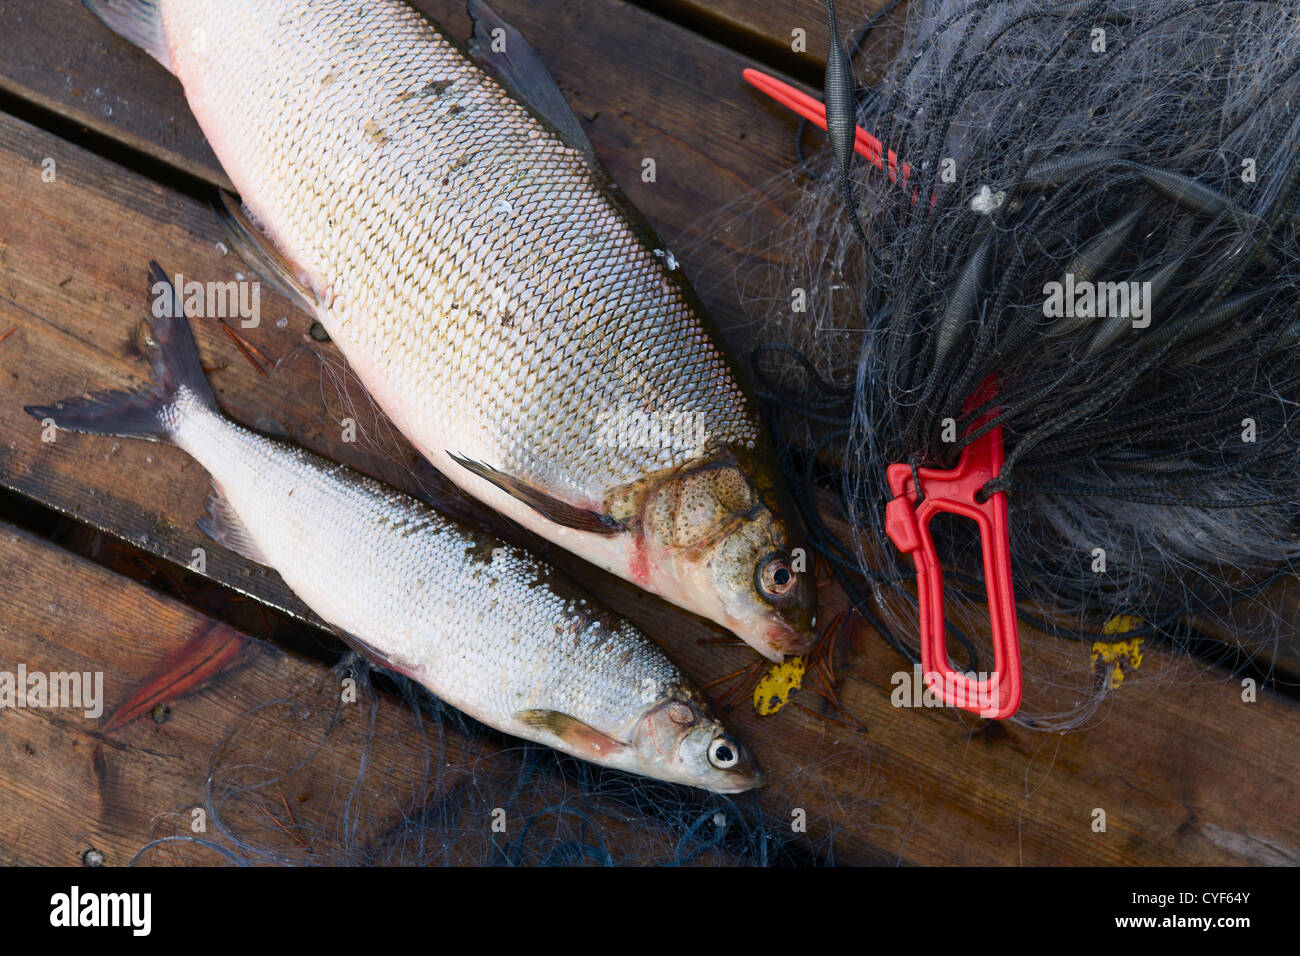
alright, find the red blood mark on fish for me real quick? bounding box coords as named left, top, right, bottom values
left=628, top=532, right=651, bottom=586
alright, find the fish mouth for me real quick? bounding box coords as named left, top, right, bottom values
left=760, top=622, right=816, bottom=661
left=711, top=770, right=766, bottom=794
left=725, top=617, right=815, bottom=662
left=706, top=758, right=766, bottom=793
left=729, top=749, right=767, bottom=792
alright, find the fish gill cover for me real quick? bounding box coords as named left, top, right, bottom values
left=692, top=0, right=1300, bottom=728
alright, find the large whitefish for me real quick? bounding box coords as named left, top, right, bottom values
left=83, top=0, right=817, bottom=660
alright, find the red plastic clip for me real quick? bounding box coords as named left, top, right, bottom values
left=883, top=380, right=1022, bottom=719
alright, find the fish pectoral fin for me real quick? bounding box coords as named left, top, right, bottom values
left=329, top=627, right=423, bottom=683
left=516, top=710, right=628, bottom=757
left=448, top=454, right=624, bottom=536
left=83, top=1, right=174, bottom=74
left=196, top=482, right=272, bottom=567
left=466, top=0, right=599, bottom=165
left=214, top=191, right=321, bottom=315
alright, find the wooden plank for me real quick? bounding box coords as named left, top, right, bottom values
left=2, top=112, right=1298, bottom=866
left=635, top=0, right=902, bottom=82
left=0, top=520, right=763, bottom=866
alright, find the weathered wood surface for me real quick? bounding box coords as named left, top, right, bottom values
left=0, top=520, right=453, bottom=865
left=0, top=0, right=1296, bottom=866
left=637, top=0, right=903, bottom=82
left=0, top=518, right=416, bottom=866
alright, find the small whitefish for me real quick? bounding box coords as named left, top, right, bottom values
left=0, top=666, right=102, bottom=718
left=49, top=887, right=151, bottom=936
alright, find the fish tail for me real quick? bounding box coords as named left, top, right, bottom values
left=25, top=261, right=215, bottom=442
left=82, top=0, right=174, bottom=73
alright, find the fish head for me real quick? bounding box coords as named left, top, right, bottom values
left=632, top=695, right=764, bottom=793
left=637, top=451, right=817, bottom=661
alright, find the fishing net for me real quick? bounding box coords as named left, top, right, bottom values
left=694, top=0, right=1300, bottom=727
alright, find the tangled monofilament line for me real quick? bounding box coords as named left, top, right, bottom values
left=729, top=0, right=1300, bottom=725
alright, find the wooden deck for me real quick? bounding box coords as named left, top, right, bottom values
left=0, top=0, right=1295, bottom=866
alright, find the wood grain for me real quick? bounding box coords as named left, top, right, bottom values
left=0, top=0, right=1295, bottom=867
left=635, top=0, right=904, bottom=82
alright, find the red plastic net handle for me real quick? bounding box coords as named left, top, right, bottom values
left=884, top=424, right=1022, bottom=720
left=744, top=66, right=1021, bottom=716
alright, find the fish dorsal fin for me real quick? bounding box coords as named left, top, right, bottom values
left=466, top=0, right=599, bottom=164
left=516, top=710, right=628, bottom=757
left=83, top=1, right=174, bottom=74
left=214, top=192, right=321, bottom=315
left=196, top=483, right=271, bottom=566
left=448, top=453, right=624, bottom=535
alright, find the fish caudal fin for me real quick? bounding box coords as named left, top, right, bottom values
left=24, top=261, right=215, bottom=442
left=140, top=260, right=217, bottom=410
left=25, top=387, right=172, bottom=442
left=83, top=0, right=174, bottom=73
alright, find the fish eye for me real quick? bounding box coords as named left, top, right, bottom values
left=756, top=552, right=797, bottom=599
left=708, top=736, right=740, bottom=770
